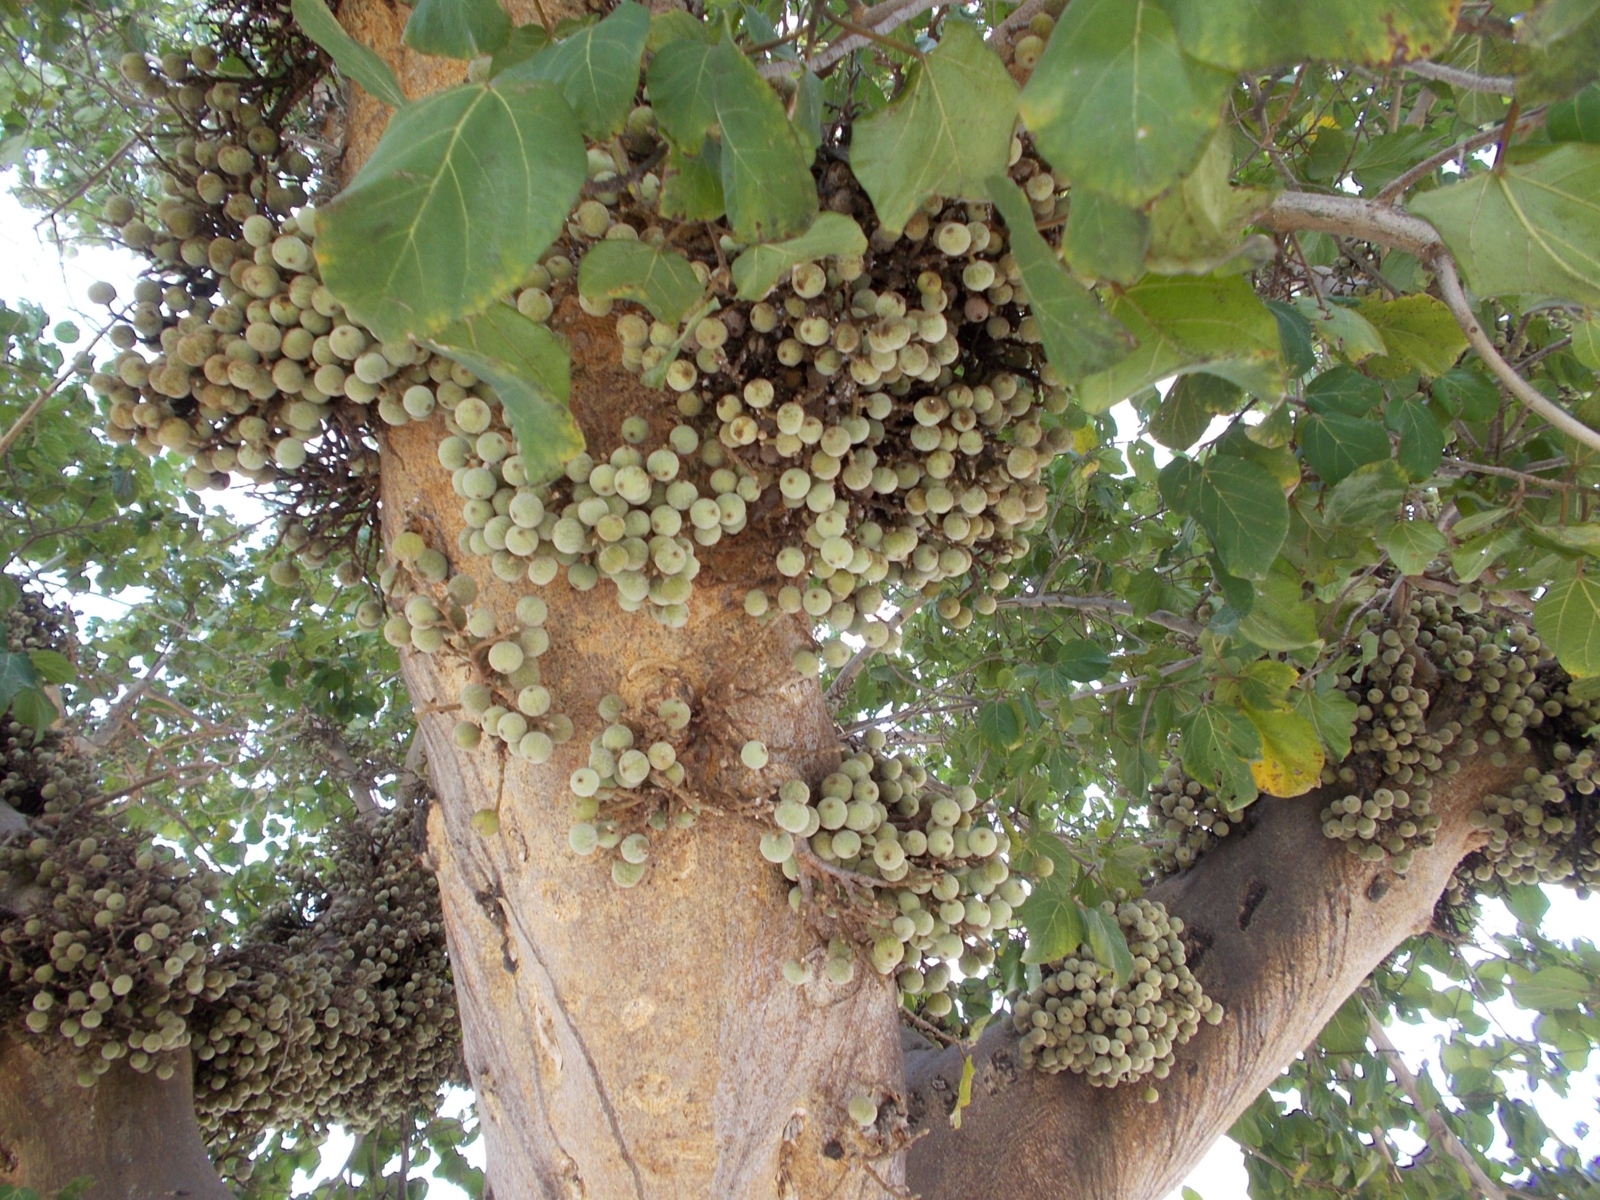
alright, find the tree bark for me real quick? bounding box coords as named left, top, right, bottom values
left=0, top=1034, right=232, bottom=1200
left=903, top=753, right=1519, bottom=1200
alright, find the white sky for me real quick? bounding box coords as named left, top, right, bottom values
left=4, top=183, right=1600, bottom=1199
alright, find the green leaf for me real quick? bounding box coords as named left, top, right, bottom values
left=1063, top=190, right=1150, bottom=284
left=403, top=0, right=512, bottom=59
left=660, top=140, right=724, bottom=221
left=488, top=23, right=551, bottom=76
left=851, top=22, right=1018, bottom=235
left=978, top=699, right=1026, bottom=751
left=790, top=70, right=824, bottom=158
left=1293, top=296, right=1387, bottom=362
left=1144, top=130, right=1274, bottom=275
left=987, top=178, right=1133, bottom=383
left=1410, top=143, right=1600, bottom=306
left=1237, top=564, right=1319, bottom=650
left=1267, top=299, right=1316, bottom=377
left=1432, top=366, right=1503, bottom=421
left=1304, top=365, right=1383, bottom=417
left=26, top=649, right=73, bottom=685
left=1505, top=883, right=1551, bottom=927
left=1017, top=878, right=1085, bottom=964
left=501, top=1, right=649, bottom=138
left=1055, top=638, right=1113, bottom=681
left=1323, top=459, right=1408, bottom=527
left=426, top=303, right=583, bottom=484
left=729, top=213, right=868, bottom=301
left=1512, top=965, right=1595, bottom=1011
left=1148, top=377, right=1214, bottom=451
left=0, top=650, right=38, bottom=712
left=1188, top=454, right=1290, bottom=580
left=1179, top=702, right=1261, bottom=810
left=1572, top=317, right=1600, bottom=369
left=8, top=687, right=56, bottom=736
left=1549, top=83, right=1600, bottom=143
left=646, top=39, right=817, bottom=243
left=1319, top=997, right=1370, bottom=1054
left=1298, top=410, right=1391, bottom=486
left=1378, top=519, right=1447, bottom=576
left=291, top=0, right=407, bottom=108
left=1535, top=564, right=1600, bottom=677
left=1077, top=274, right=1283, bottom=412
left=646, top=37, right=721, bottom=150
left=1386, top=398, right=1447, bottom=479
left=1292, top=678, right=1359, bottom=763
left=1082, top=905, right=1134, bottom=987
left=1354, top=294, right=1467, bottom=378
left=647, top=9, right=713, bottom=52
left=577, top=240, right=704, bottom=324
left=1164, top=0, right=1458, bottom=70
left=315, top=79, right=586, bottom=344
left=1020, top=0, right=1233, bottom=207
left=1515, top=0, right=1600, bottom=104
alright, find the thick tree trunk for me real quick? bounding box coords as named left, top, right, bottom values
left=903, top=754, right=1519, bottom=1200
left=0, top=1034, right=232, bottom=1200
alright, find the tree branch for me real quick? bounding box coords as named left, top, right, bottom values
left=995, top=592, right=1204, bottom=638
left=1365, top=1008, right=1511, bottom=1200
left=1260, top=191, right=1600, bottom=456
left=903, top=752, right=1523, bottom=1199
left=827, top=596, right=926, bottom=704
left=1402, top=61, right=1516, bottom=94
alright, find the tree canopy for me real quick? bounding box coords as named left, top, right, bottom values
left=3, top=0, right=1600, bottom=1196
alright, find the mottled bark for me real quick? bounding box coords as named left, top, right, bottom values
left=0, top=1035, right=231, bottom=1200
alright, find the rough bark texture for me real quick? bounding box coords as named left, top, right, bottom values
left=903, top=754, right=1518, bottom=1200
left=0, top=1034, right=232, bottom=1200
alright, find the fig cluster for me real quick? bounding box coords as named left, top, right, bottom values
left=1011, top=895, right=1220, bottom=1098
left=763, top=731, right=1027, bottom=1016
left=1150, top=590, right=1600, bottom=904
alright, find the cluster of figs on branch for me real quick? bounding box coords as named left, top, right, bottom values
left=1151, top=588, right=1600, bottom=904
left=0, top=584, right=461, bottom=1182
left=66, top=6, right=1222, bottom=1102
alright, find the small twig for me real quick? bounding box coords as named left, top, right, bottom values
left=827, top=596, right=927, bottom=703
left=1261, top=190, right=1600, bottom=455
left=1402, top=60, right=1516, bottom=94
left=796, top=836, right=898, bottom=890
left=826, top=14, right=927, bottom=62
left=0, top=329, right=105, bottom=458
left=1493, top=97, right=1521, bottom=169
left=988, top=0, right=1049, bottom=43
left=901, top=1007, right=961, bottom=1046
left=1066, top=656, right=1202, bottom=704
left=1434, top=254, right=1600, bottom=455
left=1365, top=1009, right=1510, bottom=1200
left=790, top=0, right=942, bottom=75
left=1433, top=459, right=1594, bottom=493
left=993, top=592, right=1203, bottom=638
left=1376, top=108, right=1546, bottom=204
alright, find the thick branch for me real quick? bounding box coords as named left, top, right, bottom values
left=0, top=1036, right=230, bottom=1199
left=1260, top=192, right=1600, bottom=455
left=903, top=753, right=1522, bottom=1200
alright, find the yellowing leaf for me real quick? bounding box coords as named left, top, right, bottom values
left=1245, top=706, right=1325, bottom=797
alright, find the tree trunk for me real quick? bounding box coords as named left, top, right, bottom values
left=0, top=1034, right=232, bottom=1200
